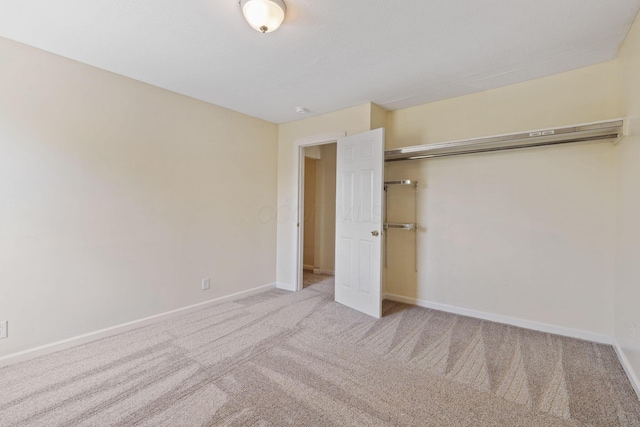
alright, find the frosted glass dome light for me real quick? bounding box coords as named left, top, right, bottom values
left=240, top=0, right=286, bottom=33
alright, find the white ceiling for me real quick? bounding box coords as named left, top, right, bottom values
left=1, top=0, right=639, bottom=123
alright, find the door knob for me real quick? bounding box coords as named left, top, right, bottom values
left=371, top=230, right=380, bottom=236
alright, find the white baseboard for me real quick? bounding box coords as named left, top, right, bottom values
left=382, top=293, right=613, bottom=345
left=613, top=339, right=640, bottom=400
left=303, top=265, right=315, bottom=271
left=304, top=266, right=336, bottom=276
left=0, top=282, right=278, bottom=368
left=317, top=269, right=335, bottom=276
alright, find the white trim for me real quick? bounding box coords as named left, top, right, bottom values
left=293, top=131, right=345, bottom=293
left=613, top=339, right=640, bottom=400
left=382, top=293, right=613, bottom=345
left=294, top=132, right=346, bottom=147
left=276, top=282, right=296, bottom=292
left=303, top=264, right=315, bottom=271
left=0, top=282, right=278, bottom=368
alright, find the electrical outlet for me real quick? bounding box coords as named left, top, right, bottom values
left=202, top=278, right=211, bottom=290
left=0, top=321, right=7, bottom=339
left=628, top=321, right=636, bottom=343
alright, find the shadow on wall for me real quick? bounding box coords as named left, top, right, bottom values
left=383, top=160, right=423, bottom=299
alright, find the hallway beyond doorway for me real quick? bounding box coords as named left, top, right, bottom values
left=303, top=270, right=334, bottom=290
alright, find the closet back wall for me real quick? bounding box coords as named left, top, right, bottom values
left=384, top=61, right=619, bottom=338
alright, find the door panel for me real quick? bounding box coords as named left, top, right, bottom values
left=335, top=128, right=384, bottom=318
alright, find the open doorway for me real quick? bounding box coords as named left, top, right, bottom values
left=294, top=129, right=385, bottom=317
left=301, top=143, right=337, bottom=290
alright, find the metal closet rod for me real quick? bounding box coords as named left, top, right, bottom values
left=385, top=180, right=416, bottom=185
left=384, top=119, right=624, bottom=162
left=385, top=134, right=620, bottom=162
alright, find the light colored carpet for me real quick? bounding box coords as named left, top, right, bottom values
left=1, top=273, right=639, bottom=426
left=303, top=270, right=332, bottom=288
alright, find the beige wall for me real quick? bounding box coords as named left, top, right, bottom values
left=303, top=157, right=317, bottom=268
left=301, top=145, right=337, bottom=273
left=615, top=10, right=640, bottom=390
left=384, top=61, right=620, bottom=337
left=386, top=62, right=619, bottom=149
left=315, top=144, right=337, bottom=274
left=276, top=104, right=373, bottom=289
left=370, top=103, right=388, bottom=130
left=0, top=38, right=278, bottom=357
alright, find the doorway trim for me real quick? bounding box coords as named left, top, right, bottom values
left=293, top=131, right=345, bottom=292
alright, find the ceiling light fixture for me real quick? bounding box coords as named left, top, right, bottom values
left=240, top=0, right=286, bottom=34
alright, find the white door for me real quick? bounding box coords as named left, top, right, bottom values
left=335, top=128, right=385, bottom=318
